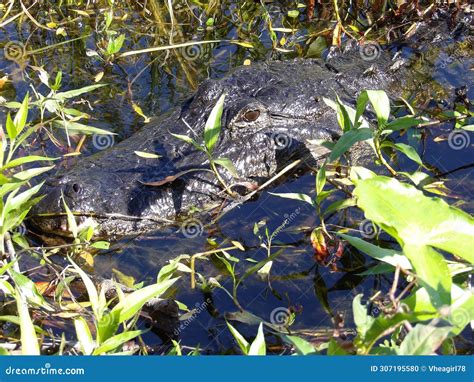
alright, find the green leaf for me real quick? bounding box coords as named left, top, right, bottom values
left=5, top=183, right=43, bottom=216
left=107, top=34, right=126, bottom=55
left=90, top=241, right=110, bottom=250
left=327, top=338, right=349, bottom=355
left=111, top=277, right=179, bottom=323
left=62, top=197, right=78, bottom=238
left=93, top=330, right=145, bottom=355
left=214, top=157, right=238, bottom=178
left=53, top=121, right=116, bottom=136
left=335, top=95, right=353, bottom=132
left=459, top=124, right=474, bottom=132
left=329, top=128, right=373, bottom=162
left=55, top=84, right=106, bottom=100
left=382, top=142, right=423, bottom=166
left=134, top=151, right=161, bottom=159
left=287, top=10, right=299, bottom=18
left=170, top=133, right=204, bottom=152
left=97, top=310, right=120, bottom=345
left=280, top=335, right=317, bottom=355
left=227, top=321, right=249, bottom=354
left=397, top=321, right=452, bottom=355
left=74, top=317, right=94, bottom=355
left=324, top=96, right=369, bottom=129
left=353, top=176, right=474, bottom=307
left=323, top=198, right=357, bottom=217
left=248, top=322, right=266, bottom=355
left=1, top=155, right=57, bottom=170
left=365, top=90, right=390, bottom=127
left=404, top=245, right=451, bottom=308
left=69, top=258, right=100, bottom=319
left=51, top=71, right=62, bottom=91
left=353, top=294, right=374, bottom=340
left=269, top=192, right=314, bottom=206
left=338, top=234, right=412, bottom=269
left=316, top=164, right=326, bottom=195
left=9, top=270, right=51, bottom=309
left=13, top=166, right=55, bottom=181
left=354, top=91, right=369, bottom=129
left=13, top=93, right=29, bottom=137
left=362, top=312, right=415, bottom=353
left=386, top=116, right=423, bottom=131
left=204, top=94, right=226, bottom=152
left=354, top=177, right=474, bottom=262
left=16, top=290, right=40, bottom=355
left=6, top=113, right=16, bottom=140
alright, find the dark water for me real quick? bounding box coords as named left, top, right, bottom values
left=0, top=1, right=472, bottom=353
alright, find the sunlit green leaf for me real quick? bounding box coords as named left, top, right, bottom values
left=397, top=321, right=452, bottom=355
left=204, top=94, right=226, bottom=152
left=16, top=290, right=39, bottom=355
left=9, top=269, right=51, bottom=309
left=134, top=151, right=161, bottom=159
left=54, top=121, right=116, bottom=136
left=13, top=166, right=55, bottom=181
left=111, top=277, right=179, bottom=323
left=280, top=334, right=317, bottom=355
left=214, top=157, right=238, bottom=178
left=74, top=317, right=94, bottom=355
left=381, top=142, right=423, bottom=166
left=93, top=330, right=145, bottom=355
left=227, top=321, right=249, bottom=355
left=69, top=258, right=100, bottom=319
left=354, top=176, right=474, bottom=307
left=55, top=84, right=106, bottom=100
left=338, top=234, right=412, bottom=269
left=13, top=94, right=29, bottom=137
left=365, top=90, right=390, bottom=127
left=269, top=192, right=314, bottom=206
left=248, top=322, right=266, bottom=355
left=329, top=128, right=373, bottom=162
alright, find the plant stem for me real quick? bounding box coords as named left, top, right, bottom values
left=209, top=158, right=235, bottom=197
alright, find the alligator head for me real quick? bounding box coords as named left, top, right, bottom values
left=30, top=57, right=384, bottom=237
left=28, top=9, right=472, bottom=237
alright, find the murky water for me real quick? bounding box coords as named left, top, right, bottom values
left=1, top=1, right=472, bottom=353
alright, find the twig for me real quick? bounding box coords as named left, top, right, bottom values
left=389, top=264, right=401, bottom=311
left=212, top=159, right=302, bottom=224
left=19, top=0, right=53, bottom=31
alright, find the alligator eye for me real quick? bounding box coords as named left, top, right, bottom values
left=243, top=109, right=260, bottom=122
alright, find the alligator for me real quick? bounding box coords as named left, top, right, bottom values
left=29, top=8, right=473, bottom=238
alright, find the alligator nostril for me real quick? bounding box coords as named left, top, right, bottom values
left=65, top=183, right=82, bottom=197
